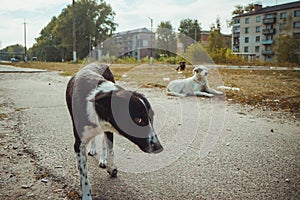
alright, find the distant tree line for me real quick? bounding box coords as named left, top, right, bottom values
left=1, top=1, right=299, bottom=65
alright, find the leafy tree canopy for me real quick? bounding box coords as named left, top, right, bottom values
left=178, top=18, right=201, bottom=51
left=156, top=21, right=177, bottom=56
left=30, top=0, right=117, bottom=61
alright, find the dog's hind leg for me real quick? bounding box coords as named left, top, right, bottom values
left=76, top=143, right=92, bottom=200
left=104, top=131, right=118, bottom=177
left=166, top=91, right=187, bottom=97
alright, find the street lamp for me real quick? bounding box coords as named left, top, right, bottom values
left=23, top=20, right=27, bottom=62
left=147, top=16, right=153, bottom=65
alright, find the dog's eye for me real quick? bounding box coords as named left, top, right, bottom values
left=134, top=117, right=142, bottom=124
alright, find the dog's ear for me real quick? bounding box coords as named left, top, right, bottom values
left=193, top=68, right=199, bottom=73
left=90, top=92, right=113, bottom=121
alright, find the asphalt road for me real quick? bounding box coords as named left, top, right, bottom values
left=0, top=65, right=299, bottom=199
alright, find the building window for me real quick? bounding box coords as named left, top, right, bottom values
left=234, top=18, right=240, bottom=24
left=245, top=37, right=249, bottom=43
left=255, top=46, right=260, bottom=53
left=294, top=21, right=300, bottom=28
left=256, top=26, right=261, bottom=32
left=245, top=27, right=249, bottom=33
left=256, top=16, right=261, bottom=23
left=294, top=10, right=300, bottom=17
left=244, top=46, right=249, bottom=52
left=280, top=12, right=287, bottom=19
left=256, top=36, right=260, bottom=42
left=294, top=32, right=300, bottom=39
left=245, top=18, right=250, bottom=24
left=279, top=23, right=287, bottom=30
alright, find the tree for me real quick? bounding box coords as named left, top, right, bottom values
left=0, top=44, right=24, bottom=61
left=178, top=18, right=201, bottom=51
left=272, top=15, right=300, bottom=64
left=206, top=18, right=232, bottom=64
left=30, top=0, right=117, bottom=61
left=273, top=34, right=300, bottom=64
left=244, top=3, right=255, bottom=12
left=232, top=5, right=244, bottom=16
left=184, top=42, right=213, bottom=64
left=206, top=17, right=227, bottom=52
left=156, top=21, right=177, bottom=57
left=232, top=3, right=254, bottom=16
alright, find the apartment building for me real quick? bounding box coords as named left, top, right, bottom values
left=232, top=1, right=300, bottom=62
left=111, top=27, right=155, bottom=59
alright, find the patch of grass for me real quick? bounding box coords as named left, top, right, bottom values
left=219, top=69, right=300, bottom=113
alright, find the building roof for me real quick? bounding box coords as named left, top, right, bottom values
left=114, top=27, right=152, bottom=36
left=233, top=1, right=300, bottom=18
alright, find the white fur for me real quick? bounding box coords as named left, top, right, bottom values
left=166, top=66, right=223, bottom=97
left=77, top=144, right=92, bottom=200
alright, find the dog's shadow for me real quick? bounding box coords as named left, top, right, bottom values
left=87, top=155, right=142, bottom=199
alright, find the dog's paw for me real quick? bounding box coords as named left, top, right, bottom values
left=99, top=162, right=106, bottom=169
left=88, top=148, right=97, bottom=156
left=107, top=167, right=118, bottom=178
left=206, top=93, right=214, bottom=97
left=216, top=91, right=224, bottom=95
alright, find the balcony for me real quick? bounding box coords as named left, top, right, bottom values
left=233, top=32, right=240, bottom=37
left=262, top=28, right=276, bottom=35
left=232, top=47, right=239, bottom=52
left=262, top=39, right=274, bottom=45
left=263, top=18, right=276, bottom=24
left=262, top=50, right=274, bottom=55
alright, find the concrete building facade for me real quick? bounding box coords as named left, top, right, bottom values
left=111, top=27, right=155, bottom=59
left=232, top=1, right=300, bottom=62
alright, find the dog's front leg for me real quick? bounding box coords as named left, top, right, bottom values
left=77, top=144, right=92, bottom=200
left=207, top=88, right=223, bottom=95
left=88, top=138, right=97, bottom=156
left=194, top=91, right=214, bottom=97
left=99, top=135, right=107, bottom=168
left=104, top=131, right=118, bottom=177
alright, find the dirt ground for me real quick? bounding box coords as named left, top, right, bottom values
left=0, top=64, right=299, bottom=199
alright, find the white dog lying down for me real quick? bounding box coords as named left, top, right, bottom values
left=166, top=66, right=223, bottom=97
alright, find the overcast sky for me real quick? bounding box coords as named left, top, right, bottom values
left=0, top=0, right=297, bottom=49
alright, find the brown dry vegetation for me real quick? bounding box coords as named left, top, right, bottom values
left=5, top=62, right=300, bottom=113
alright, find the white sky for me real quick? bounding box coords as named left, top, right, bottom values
left=0, top=0, right=297, bottom=49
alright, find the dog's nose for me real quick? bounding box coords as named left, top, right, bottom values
left=205, top=72, right=208, bottom=75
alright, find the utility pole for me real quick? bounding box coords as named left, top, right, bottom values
left=23, top=20, right=27, bottom=62
left=148, top=16, right=153, bottom=65
left=72, top=0, right=77, bottom=63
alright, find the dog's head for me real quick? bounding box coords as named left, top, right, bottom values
left=93, top=87, right=163, bottom=154
left=193, top=66, right=208, bottom=81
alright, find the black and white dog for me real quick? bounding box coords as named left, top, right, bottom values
left=66, top=63, right=163, bottom=200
